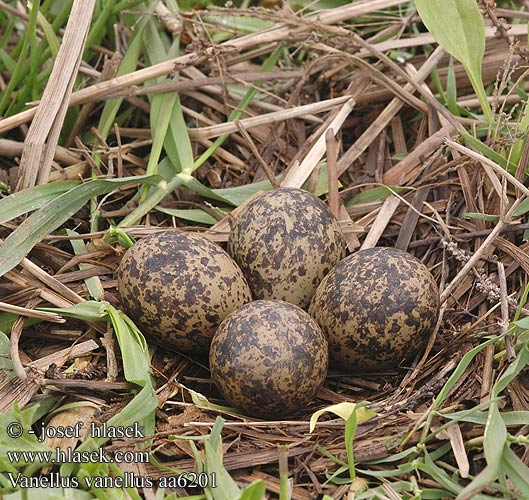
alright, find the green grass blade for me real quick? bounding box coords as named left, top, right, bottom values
left=0, top=0, right=40, bottom=116
left=141, top=18, right=188, bottom=196
left=105, top=305, right=151, bottom=387
left=446, top=56, right=459, bottom=116
left=0, top=48, right=16, bottom=75
left=0, top=180, right=80, bottom=225
left=0, top=175, right=160, bottom=277
left=456, top=463, right=500, bottom=500
left=345, top=409, right=358, bottom=481
left=460, top=130, right=517, bottom=173
left=204, top=440, right=241, bottom=500
left=36, top=8, right=60, bottom=57
left=168, top=92, right=194, bottom=174
left=346, top=186, right=412, bottom=205
left=66, top=230, right=104, bottom=300
left=501, top=447, right=529, bottom=497
left=39, top=300, right=109, bottom=321
left=414, top=0, right=492, bottom=122
left=458, top=340, right=529, bottom=498
left=97, top=13, right=151, bottom=139
left=239, top=480, right=266, bottom=500
left=420, top=334, right=503, bottom=442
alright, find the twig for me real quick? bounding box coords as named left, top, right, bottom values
left=16, top=0, right=96, bottom=189
left=102, top=324, right=119, bottom=382
left=498, top=262, right=515, bottom=360
left=190, top=95, right=352, bottom=140
left=10, top=297, right=41, bottom=379
left=440, top=199, right=521, bottom=304
left=445, top=139, right=529, bottom=198
left=325, top=128, right=340, bottom=218
left=0, top=301, right=65, bottom=322
left=281, top=98, right=355, bottom=188
left=234, top=120, right=279, bottom=188
left=360, top=196, right=401, bottom=250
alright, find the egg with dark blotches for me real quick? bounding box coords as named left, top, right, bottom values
left=227, top=188, right=345, bottom=309
left=309, top=247, right=440, bottom=369
left=209, top=300, right=328, bottom=418
left=117, top=231, right=252, bottom=352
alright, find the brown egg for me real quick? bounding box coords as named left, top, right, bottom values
left=117, top=231, right=252, bottom=352
left=227, top=187, right=345, bottom=309
left=309, top=247, right=440, bottom=369
left=209, top=300, right=328, bottom=418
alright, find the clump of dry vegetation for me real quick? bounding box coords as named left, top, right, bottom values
left=1, top=0, right=529, bottom=499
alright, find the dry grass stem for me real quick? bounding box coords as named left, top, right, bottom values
left=16, top=0, right=96, bottom=189
left=190, top=95, right=352, bottom=139
left=281, top=98, right=355, bottom=187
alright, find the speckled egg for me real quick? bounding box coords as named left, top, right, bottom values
left=227, top=188, right=345, bottom=309
left=309, top=247, right=440, bottom=369
left=209, top=300, right=328, bottom=418
left=118, top=231, right=252, bottom=352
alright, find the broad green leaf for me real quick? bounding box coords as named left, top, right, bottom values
left=40, top=301, right=151, bottom=387
left=309, top=402, right=376, bottom=433
left=105, top=305, right=151, bottom=387
left=483, top=404, right=506, bottom=476
left=501, top=446, right=529, bottom=498
left=167, top=92, right=194, bottom=174
left=39, top=300, right=109, bottom=321
left=210, top=180, right=274, bottom=206
left=204, top=440, right=241, bottom=500
left=0, top=313, right=39, bottom=334
left=0, top=180, right=80, bottom=225
left=208, top=164, right=335, bottom=207
left=0, top=403, right=52, bottom=470
left=414, top=0, right=492, bottom=122
left=182, top=175, right=236, bottom=206
left=239, top=480, right=266, bottom=500
left=0, top=175, right=160, bottom=277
